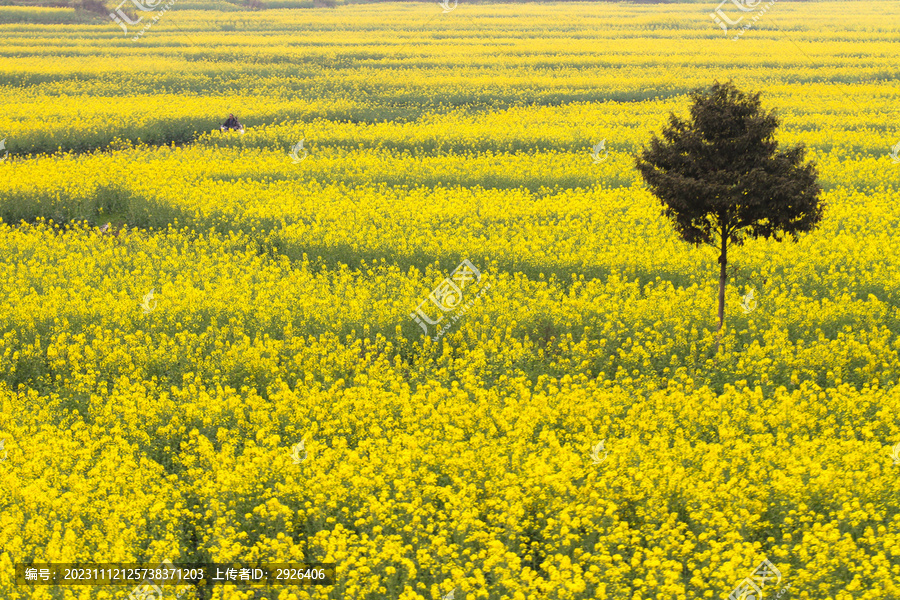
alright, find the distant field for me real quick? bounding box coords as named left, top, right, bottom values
left=1, top=2, right=900, bottom=600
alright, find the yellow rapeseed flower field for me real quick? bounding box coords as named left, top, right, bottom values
left=1, top=2, right=900, bottom=599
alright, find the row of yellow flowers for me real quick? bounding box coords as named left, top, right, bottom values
left=0, top=220, right=897, bottom=392
left=0, top=92, right=897, bottom=157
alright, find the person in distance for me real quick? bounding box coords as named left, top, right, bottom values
left=220, top=113, right=244, bottom=133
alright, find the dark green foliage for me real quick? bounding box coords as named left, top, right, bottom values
left=636, top=80, right=823, bottom=250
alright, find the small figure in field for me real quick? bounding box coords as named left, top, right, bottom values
left=220, top=113, right=244, bottom=133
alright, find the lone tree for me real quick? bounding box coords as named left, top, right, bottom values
left=636, top=80, right=823, bottom=349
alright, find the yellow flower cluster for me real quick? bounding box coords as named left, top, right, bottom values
left=1, top=2, right=899, bottom=599
left=0, top=219, right=898, bottom=599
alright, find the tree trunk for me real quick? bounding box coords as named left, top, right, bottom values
left=716, top=226, right=728, bottom=354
